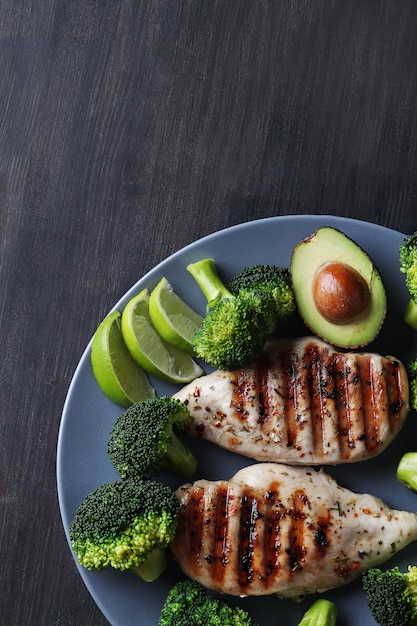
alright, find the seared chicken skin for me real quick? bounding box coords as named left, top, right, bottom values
left=171, top=463, right=417, bottom=598
left=174, top=337, right=409, bottom=464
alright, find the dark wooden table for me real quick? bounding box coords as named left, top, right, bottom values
left=3, top=1, right=417, bottom=624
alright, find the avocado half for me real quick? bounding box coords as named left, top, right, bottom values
left=290, top=226, right=387, bottom=348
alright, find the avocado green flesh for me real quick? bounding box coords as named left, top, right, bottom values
left=290, top=227, right=387, bottom=348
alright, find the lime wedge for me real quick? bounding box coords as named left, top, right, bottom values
left=91, top=310, right=155, bottom=407
left=149, top=277, right=203, bottom=354
left=121, top=288, right=204, bottom=383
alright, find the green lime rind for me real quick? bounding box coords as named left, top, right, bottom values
left=121, top=289, right=204, bottom=384
left=91, top=310, right=155, bottom=407
left=149, top=277, right=203, bottom=355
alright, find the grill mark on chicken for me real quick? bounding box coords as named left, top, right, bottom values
left=334, top=355, right=356, bottom=456
left=255, top=357, right=273, bottom=425
left=203, top=485, right=230, bottom=585
left=218, top=487, right=231, bottom=573
left=262, top=487, right=282, bottom=583
left=286, top=490, right=307, bottom=575
left=183, top=485, right=205, bottom=571
left=237, top=492, right=258, bottom=586
left=306, top=343, right=331, bottom=458
left=314, top=511, right=331, bottom=555
left=280, top=349, right=294, bottom=448
left=357, top=355, right=381, bottom=451
left=175, top=337, right=409, bottom=465
left=387, top=358, right=408, bottom=429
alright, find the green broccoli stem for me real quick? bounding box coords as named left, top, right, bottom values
left=298, top=599, right=338, bottom=626
left=131, top=548, right=168, bottom=582
left=405, top=299, right=417, bottom=329
left=397, top=452, right=417, bottom=492
left=187, top=259, right=233, bottom=309
left=161, top=430, right=198, bottom=478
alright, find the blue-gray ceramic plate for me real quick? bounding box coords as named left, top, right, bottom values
left=57, top=215, right=417, bottom=625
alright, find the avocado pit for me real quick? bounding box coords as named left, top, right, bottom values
left=312, top=261, right=370, bottom=325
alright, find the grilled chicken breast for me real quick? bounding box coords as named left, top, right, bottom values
left=174, top=337, right=409, bottom=464
left=171, top=463, right=417, bottom=598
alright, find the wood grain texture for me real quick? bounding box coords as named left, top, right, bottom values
left=2, top=1, right=417, bottom=624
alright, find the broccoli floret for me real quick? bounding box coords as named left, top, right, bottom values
left=228, top=263, right=296, bottom=319
left=158, top=579, right=206, bottom=625
left=192, top=289, right=275, bottom=370
left=397, top=452, right=417, bottom=492
left=108, top=396, right=197, bottom=479
left=297, top=598, right=338, bottom=626
left=158, top=579, right=258, bottom=626
left=187, top=258, right=277, bottom=370
left=363, top=566, right=417, bottom=626
left=399, top=231, right=417, bottom=329
left=69, top=476, right=180, bottom=581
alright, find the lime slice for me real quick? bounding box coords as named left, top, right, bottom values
left=121, top=288, right=204, bottom=383
left=149, top=277, right=203, bottom=354
left=91, top=310, right=155, bottom=407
